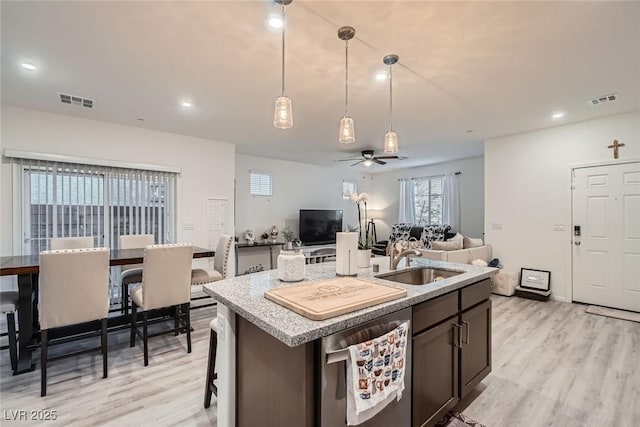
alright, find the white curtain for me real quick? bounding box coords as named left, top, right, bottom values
left=398, top=179, right=416, bottom=224
left=443, top=173, right=460, bottom=231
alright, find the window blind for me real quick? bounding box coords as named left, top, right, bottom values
left=413, top=175, right=444, bottom=225
left=250, top=170, right=273, bottom=196
left=14, top=157, right=177, bottom=254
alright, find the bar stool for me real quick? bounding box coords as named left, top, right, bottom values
left=50, top=236, right=94, bottom=250
left=203, top=317, right=218, bottom=408
left=0, top=291, right=18, bottom=373
left=129, top=244, right=193, bottom=366
left=119, top=234, right=154, bottom=314
left=39, top=248, right=110, bottom=396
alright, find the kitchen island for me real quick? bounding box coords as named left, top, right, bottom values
left=203, top=257, right=497, bottom=427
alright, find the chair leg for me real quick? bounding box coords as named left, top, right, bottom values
left=204, top=328, right=218, bottom=408
left=142, top=310, right=149, bottom=366
left=174, top=305, right=180, bottom=336
left=7, top=312, right=17, bottom=373
left=121, top=282, right=128, bottom=314
left=130, top=302, right=137, bottom=348
left=41, top=329, right=48, bottom=397
left=185, top=303, right=192, bottom=354
left=101, top=318, right=108, bottom=379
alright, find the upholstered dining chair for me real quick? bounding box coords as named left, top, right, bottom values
left=191, top=234, right=233, bottom=286
left=129, top=243, right=193, bottom=366
left=50, top=236, right=94, bottom=250
left=39, top=248, right=110, bottom=396
left=0, top=291, right=19, bottom=373
left=119, top=234, right=154, bottom=314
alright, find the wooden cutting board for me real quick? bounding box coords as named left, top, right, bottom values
left=264, top=277, right=407, bottom=321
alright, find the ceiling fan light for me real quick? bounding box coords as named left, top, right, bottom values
left=384, top=131, right=398, bottom=154
left=363, top=159, right=373, bottom=167
left=273, top=96, right=293, bottom=129
left=338, top=116, right=355, bottom=144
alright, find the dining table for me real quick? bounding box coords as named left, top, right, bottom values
left=0, top=246, right=215, bottom=375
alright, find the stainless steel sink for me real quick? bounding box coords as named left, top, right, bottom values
left=376, top=267, right=463, bottom=285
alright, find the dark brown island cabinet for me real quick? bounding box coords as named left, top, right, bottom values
left=235, top=278, right=492, bottom=427
left=412, top=279, right=492, bottom=427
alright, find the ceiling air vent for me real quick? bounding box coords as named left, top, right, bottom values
left=58, top=92, right=94, bottom=109
left=589, top=93, right=618, bottom=106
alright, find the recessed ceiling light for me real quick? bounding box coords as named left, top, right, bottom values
left=466, top=129, right=473, bottom=133
left=375, top=72, right=387, bottom=81
left=552, top=112, right=564, bottom=119
left=180, top=101, right=193, bottom=108
left=268, top=16, right=283, bottom=29
left=20, top=62, right=37, bottom=71
left=137, top=118, right=145, bottom=122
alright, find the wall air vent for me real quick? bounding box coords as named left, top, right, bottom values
left=589, top=93, right=618, bottom=106
left=58, top=92, right=94, bottom=109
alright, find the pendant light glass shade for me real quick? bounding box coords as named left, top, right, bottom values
left=338, top=26, right=356, bottom=144
left=274, top=96, right=293, bottom=129
left=383, top=54, right=399, bottom=153
left=384, top=131, right=398, bottom=154
left=339, top=116, right=355, bottom=144
left=273, top=0, right=293, bottom=129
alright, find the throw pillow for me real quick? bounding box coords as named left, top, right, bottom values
left=471, top=259, right=488, bottom=266
left=463, top=236, right=484, bottom=248
left=431, top=239, right=463, bottom=251
left=447, top=233, right=464, bottom=244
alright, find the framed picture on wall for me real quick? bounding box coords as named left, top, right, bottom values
left=520, top=268, right=551, bottom=291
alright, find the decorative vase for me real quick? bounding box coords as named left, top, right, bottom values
left=336, top=232, right=358, bottom=277
left=357, top=249, right=372, bottom=268
left=247, top=238, right=255, bottom=245
left=277, top=249, right=306, bottom=282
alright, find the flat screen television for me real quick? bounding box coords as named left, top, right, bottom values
left=299, top=209, right=343, bottom=245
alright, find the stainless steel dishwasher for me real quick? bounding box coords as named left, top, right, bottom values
left=319, top=308, right=412, bottom=427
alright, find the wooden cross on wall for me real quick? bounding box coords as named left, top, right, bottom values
left=607, top=139, right=625, bottom=159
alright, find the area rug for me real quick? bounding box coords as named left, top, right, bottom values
left=435, top=411, right=486, bottom=427
left=586, top=305, right=640, bottom=323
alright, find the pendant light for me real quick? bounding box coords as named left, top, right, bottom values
left=338, top=26, right=356, bottom=144
left=383, top=54, right=399, bottom=153
left=273, top=0, right=293, bottom=129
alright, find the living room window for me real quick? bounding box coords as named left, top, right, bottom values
left=342, top=180, right=357, bottom=199
left=413, top=175, right=444, bottom=225
left=14, top=155, right=177, bottom=254
left=250, top=170, right=273, bottom=196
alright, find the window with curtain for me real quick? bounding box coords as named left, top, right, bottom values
left=18, top=158, right=177, bottom=254
left=413, top=175, right=444, bottom=225
left=342, top=180, right=357, bottom=199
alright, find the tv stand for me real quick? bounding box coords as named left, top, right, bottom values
left=298, top=244, right=336, bottom=264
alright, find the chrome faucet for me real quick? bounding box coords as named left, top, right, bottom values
left=389, top=239, right=423, bottom=270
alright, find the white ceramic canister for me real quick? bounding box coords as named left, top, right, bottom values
left=277, top=249, right=306, bottom=282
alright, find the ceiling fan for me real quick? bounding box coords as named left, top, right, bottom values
left=335, top=150, right=406, bottom=167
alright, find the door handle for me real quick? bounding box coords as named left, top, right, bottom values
left=574, top=241, right=581, bottom=246
left=462, top=321, right=470, bottom=345
left=453, top=324, right=462, bottom=348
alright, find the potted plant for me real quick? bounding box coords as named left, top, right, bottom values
left=282, top=227, right=296, bottom=250
left=244, top=229, right=256, bottom=245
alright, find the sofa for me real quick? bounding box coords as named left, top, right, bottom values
left=374, top=223, right=491, bottom=265
left=372, top=223, right=454, bottom=256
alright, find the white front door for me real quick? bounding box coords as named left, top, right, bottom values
left=572, top=161, right=640, bottom=312
left=206, top=198, right=230, bottom=250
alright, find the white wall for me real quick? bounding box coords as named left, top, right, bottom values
left=369, top=156, right=485, bottom=241
left=1, top=105, right=235, bottom=278
left=234, top=154, right=371, bottom=273
left=485, top=110, right=640, bottom=301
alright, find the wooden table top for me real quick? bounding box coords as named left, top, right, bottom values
left=0, top=246, right=215, bottom=276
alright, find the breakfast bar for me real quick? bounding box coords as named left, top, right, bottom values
left=204, top=257, right=497, bottom=427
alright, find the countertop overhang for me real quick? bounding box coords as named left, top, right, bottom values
left=203, top=257, right=498, bottom=347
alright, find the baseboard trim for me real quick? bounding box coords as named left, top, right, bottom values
left=550, top=295, right=567, bottom=302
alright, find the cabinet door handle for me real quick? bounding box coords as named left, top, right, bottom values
left=462, top=320, right=470, bottom=345
left=453, top=323, right=462, bottom=348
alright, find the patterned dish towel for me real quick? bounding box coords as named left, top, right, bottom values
left=346, top=321, right=410, bottom=426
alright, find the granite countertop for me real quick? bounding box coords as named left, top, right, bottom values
left=203, top=257, right=498, bottom=347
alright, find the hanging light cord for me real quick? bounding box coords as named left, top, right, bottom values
left=388, top=64, right=393, bottom=131
left=281, top=4, right=286, bottom=97
left=345, top=39, right=349, bottom=116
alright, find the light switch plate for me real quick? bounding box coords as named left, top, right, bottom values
left=183, top=223, right=194, bottom=231
left=553, top=223, right=565, bottom=231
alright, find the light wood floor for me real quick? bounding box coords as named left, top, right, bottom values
left=0, top=296, right=638, bottom=426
